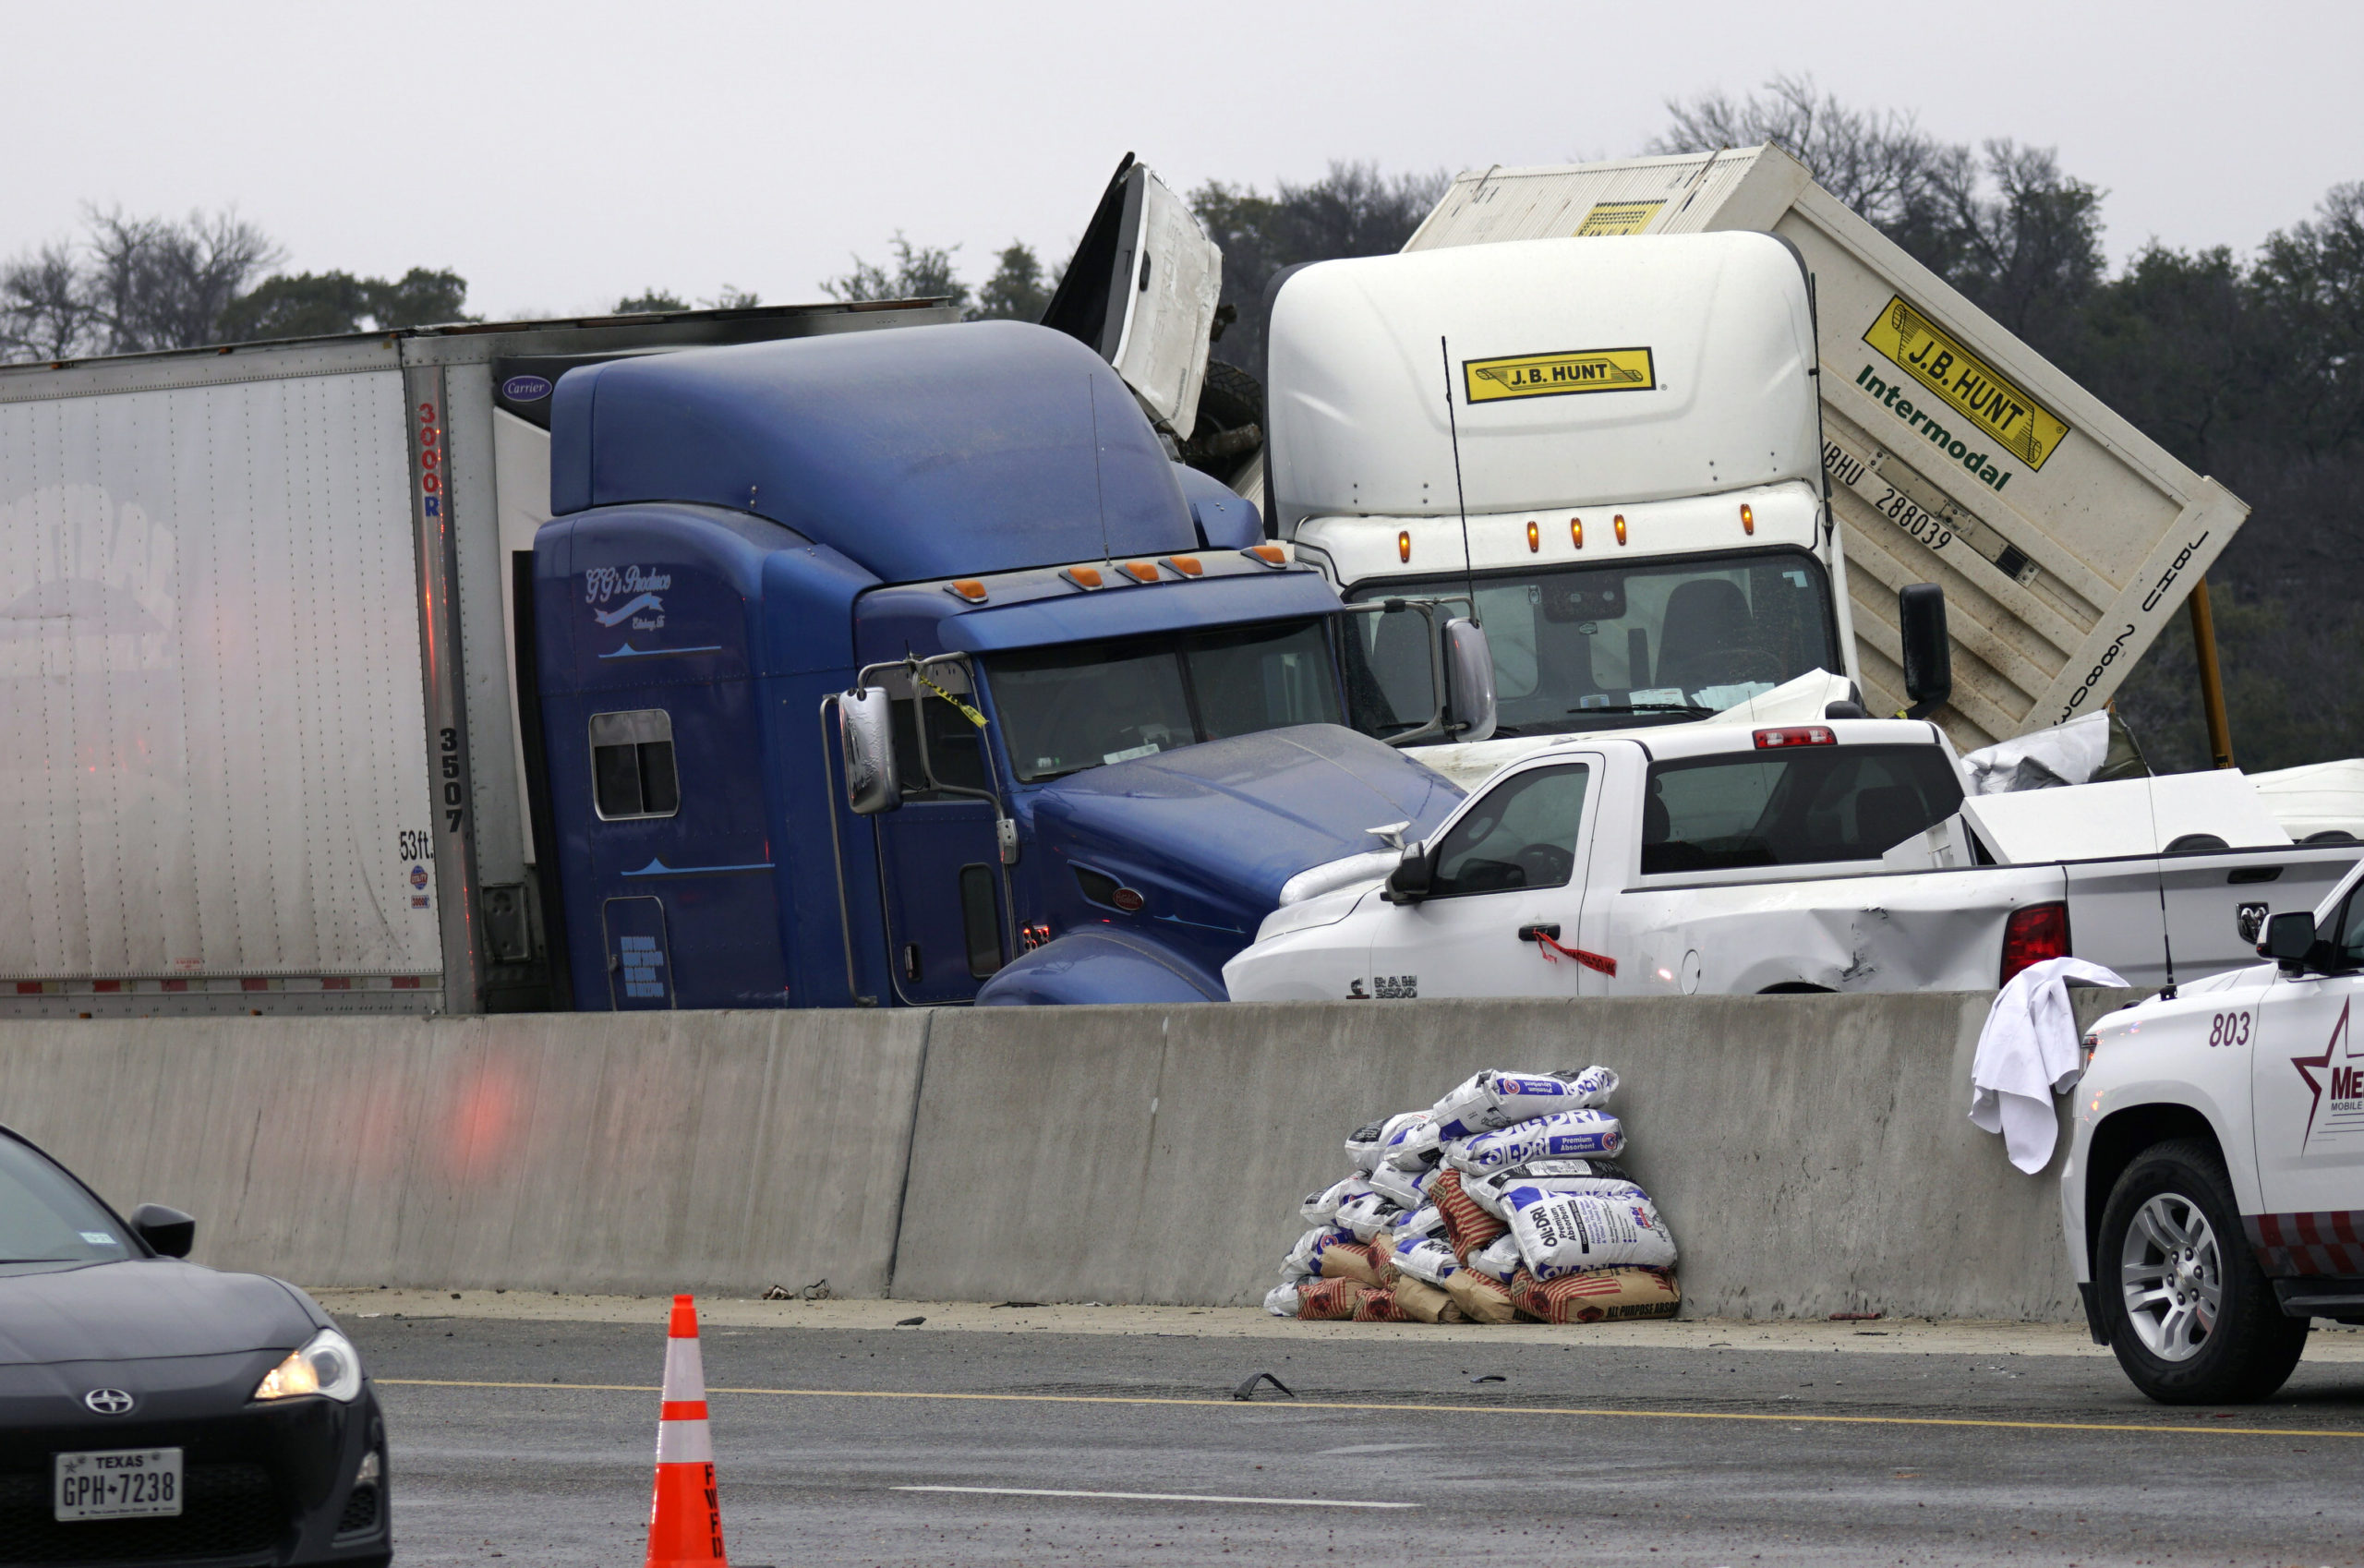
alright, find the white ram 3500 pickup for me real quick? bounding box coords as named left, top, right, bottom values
left=2065, top=859, right=2364, bottom=1403
left=1222, top=718, right=2359, bottom=1003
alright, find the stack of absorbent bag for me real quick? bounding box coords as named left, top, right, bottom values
left=1264, top=1067, right=1681, bottom=1325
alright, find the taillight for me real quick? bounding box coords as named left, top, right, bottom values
left=1754, top=726, right=1836, bottom=749
left=2000, top=901, right=2070, bottom=985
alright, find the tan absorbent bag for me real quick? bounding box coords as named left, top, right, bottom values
left=1387, top=1275, right=1465, bottom=1323
left=1295, top=1278, right=1370, bottom=1321
left=1442, top=1266, right=1519, bottom=1324
left=1319, top=1243, right=1384, bottom=1287
left=1430, top=1168, right=1509, bottom=1262
left=1512, top=1266, right=1682, bottom=1323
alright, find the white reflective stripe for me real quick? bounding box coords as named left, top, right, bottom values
left=661, top=1336, right=707, bottom=1401
left=655, top=1419, right=714, bottom=1465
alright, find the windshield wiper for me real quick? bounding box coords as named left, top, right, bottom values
left=0, top=1258, right=75, bottom=1264
left=1567, top=702, right=1716, bottom=717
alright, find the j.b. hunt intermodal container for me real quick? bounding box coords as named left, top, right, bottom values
left=0, top=301, right=953, bottom=1017
left=1404, top=144, right=2248, bottom=751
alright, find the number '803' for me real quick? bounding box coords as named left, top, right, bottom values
left=2208, top=1011, right=2252, bottom=1046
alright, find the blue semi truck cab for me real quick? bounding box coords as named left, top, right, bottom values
left=531, top=320, right=1470, bottom=1009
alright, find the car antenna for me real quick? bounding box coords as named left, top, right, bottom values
left=2145, top=766, right=2178, bottom=1000
left=1440, top=336, right=1475, bottom=609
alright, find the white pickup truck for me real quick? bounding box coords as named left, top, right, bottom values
left=2065, top=858, right=2364, bottom=1403
left=1221, top=718, right=2360, bottom=1003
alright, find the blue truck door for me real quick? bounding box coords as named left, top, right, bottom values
left=602, top=897, right=675, bottom=1009
left=877, top=677, right=1009, bottom=1004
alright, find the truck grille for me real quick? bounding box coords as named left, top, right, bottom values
left=0, top=1462, right=282, bottom=1562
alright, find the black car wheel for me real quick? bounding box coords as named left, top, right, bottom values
left=2095, top=1138, right=2308, bottom=1404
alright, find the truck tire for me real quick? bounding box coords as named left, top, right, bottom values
left=2094, top=1138, right=2308, bottom=1404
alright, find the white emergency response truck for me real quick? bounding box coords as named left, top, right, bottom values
left=1222, top=718, right=2358, bottom=1003
left=2066, top=861, right=2364, bottom=1402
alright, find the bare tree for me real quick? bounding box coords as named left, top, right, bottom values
left=0, top=241, right=98, bottom=360
left=83, top=208, right=283, bottom=354
left=1649, top=73, right=1954, bottom=231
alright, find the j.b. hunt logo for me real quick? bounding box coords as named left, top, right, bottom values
left=1862, top=296, right=2071, bottom=472
left=1463, top=347, right=1655, bottom=404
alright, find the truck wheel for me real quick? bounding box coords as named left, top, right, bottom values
left=2094, top=1138, right=2307, bottom=1404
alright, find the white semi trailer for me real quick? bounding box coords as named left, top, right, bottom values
left=0, top=301, right=952, bottom=1017
left=1388, top=145, right=2250, bottom=754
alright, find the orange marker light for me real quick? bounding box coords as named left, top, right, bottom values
left=1570, top=517, right=1584, bottom=549
left=1120, top=561, right=1160, bottom=584
left=1243, top=545, right=1287, bottom=568
left=946, top=579, right=989, bottom=603
left=1526, top=520, right=1539, bottom=553
left=1741, top=503, right=1755, bottom=535
left=1163, top=555, right=1203, bottom=577
left=1613, top=514, right=1628, bottom=546
left=1397, top=530, right=1412, bottom=563
left=1061, top=565, right=1104, bottom=590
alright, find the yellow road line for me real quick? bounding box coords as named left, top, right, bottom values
left=374, top=1378, right=2360, bottom=1440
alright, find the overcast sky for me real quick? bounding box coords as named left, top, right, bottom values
left=6, top=0, right=2356, bottom=320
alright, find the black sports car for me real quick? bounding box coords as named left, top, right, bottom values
left=0, top=1125, right=388, bottom=1565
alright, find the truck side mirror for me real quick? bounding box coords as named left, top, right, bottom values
left=838, top=687, right=901, bottom=815
left=1382, top=842, right=1434, bottom=905
left=1899, top=583, right=1951, bottom=719
left=2265, top=911, right=2319, bottom=970
left=1441, top=619, right=1498, bottom=742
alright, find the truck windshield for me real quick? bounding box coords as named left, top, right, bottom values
left=1345, top=549, right=1838, bottom=737
left=987, top=618, right=1342, bottom=782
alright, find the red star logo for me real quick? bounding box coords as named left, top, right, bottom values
left=2292, top=998, right=2354, bottom=1148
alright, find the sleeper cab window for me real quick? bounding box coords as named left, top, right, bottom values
left=590, top=709, right=681, bottom=820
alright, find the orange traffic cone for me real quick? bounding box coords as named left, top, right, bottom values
left=645, top=1294, right=729, bottom=1568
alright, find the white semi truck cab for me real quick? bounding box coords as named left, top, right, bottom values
left=1265, top=234, right=1921, bottom=786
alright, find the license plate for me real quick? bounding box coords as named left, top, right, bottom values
left=54, top=1447, right=183, bottom=1521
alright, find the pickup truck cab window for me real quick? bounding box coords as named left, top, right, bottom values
left=1430, top=765, right=1591, bottom=897
left=1345, top=549, right=1836, bottom=738
left=1642, top=743, right=1963, bottom=874
left=988, top=618, right=1340, bottom=782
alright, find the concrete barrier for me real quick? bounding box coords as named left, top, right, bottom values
left=0, top=991, right=2135, bottom=1318
left=892, top=991, right=2136, bottom=1320
left=0, top=1010, right=929, bottom=1297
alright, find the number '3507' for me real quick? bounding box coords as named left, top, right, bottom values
left=2208, top=1011, right=2252, bottom=1046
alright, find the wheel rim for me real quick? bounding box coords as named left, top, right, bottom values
left=2119, top=1191, right=2225, bottom=1362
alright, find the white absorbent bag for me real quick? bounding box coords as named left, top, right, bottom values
left=1504, top=1187, right=1678, bottom=1275
left=1345, top=1110, right=1429, bottom=1173
left=1336, top=1191, right=1402, bottom=1243
left=1285, top=1224, right=1352, bottom=1277
left=1390, top=1235, right=1461, bottom=1285
left=1449, top=1110, right=1624, bottom=1172
left=1429, top=1067, right=1621, bottom=1140
left=1365, top=1163, right=1427, bottom=1211
left=1465, top=1160, right=1636, bottom=1221
left=1300, top=1176, right=1372, bottom=1225
left=1465, top=1233, right=1525, bottom=1285
left=1391, top=1203, right=1446, bottom=1240
left=1264, top=1283, right=1303, bottom=1318
left=1381, top=1116, right=1443, bottom=1170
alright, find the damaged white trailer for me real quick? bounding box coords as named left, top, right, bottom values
left=1400, top=145, right=2249, bottom=753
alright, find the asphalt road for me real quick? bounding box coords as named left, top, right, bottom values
left=347, top=1300, right=2364, bottom=1567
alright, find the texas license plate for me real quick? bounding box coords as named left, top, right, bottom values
left=54, top=1447, right=183, bottom=1520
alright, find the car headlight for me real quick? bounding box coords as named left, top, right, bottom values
left=253, top=1328, right=364, bottom=1403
